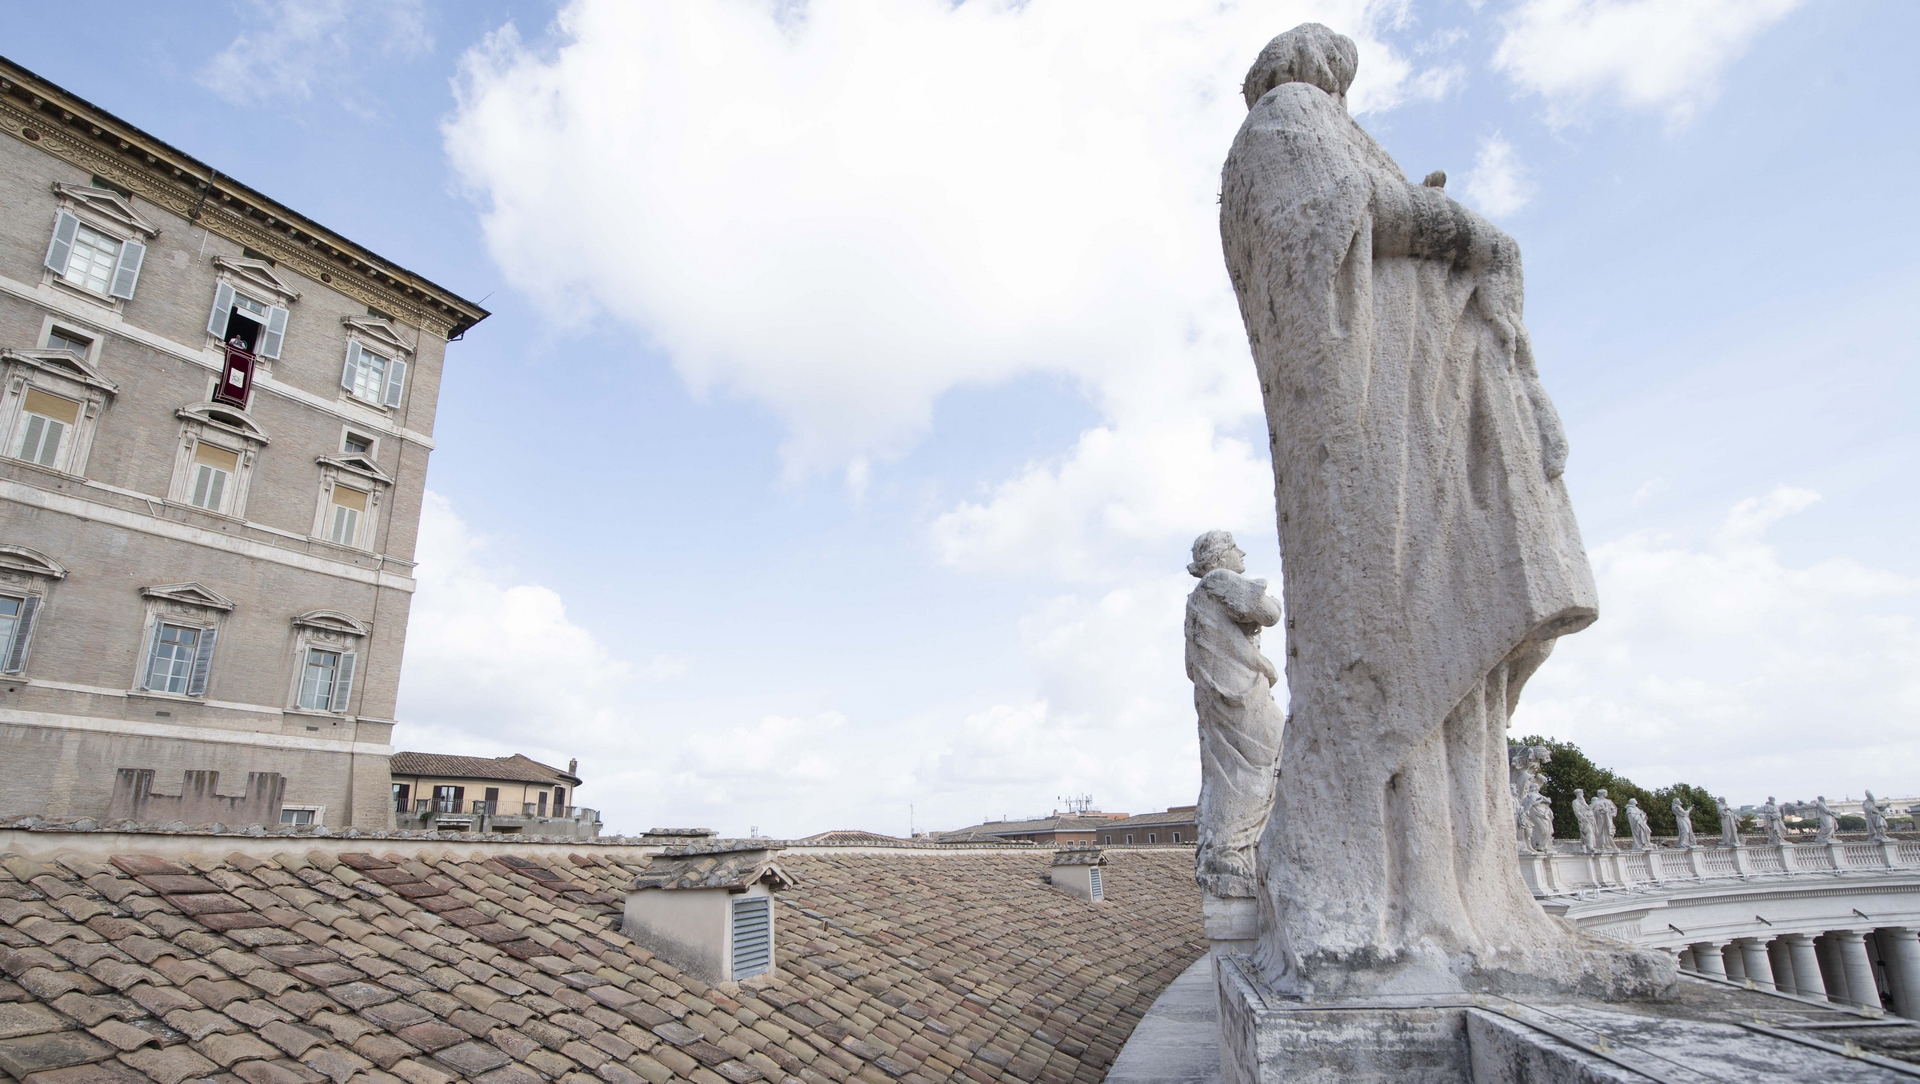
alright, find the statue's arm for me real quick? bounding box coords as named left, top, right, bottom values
left=1368, top=177, right=1513, bottom=271
left=1204, top=569, right=1281, bottom=627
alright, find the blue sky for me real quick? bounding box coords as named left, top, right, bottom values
left=4, top=0, right=1915, bottom=836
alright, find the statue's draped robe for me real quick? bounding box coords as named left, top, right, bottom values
left=1186, top=569, right=1285, bottom=898
left=1222, top=79, right=1620, bottom=994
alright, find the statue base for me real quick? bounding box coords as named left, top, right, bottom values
left=1203, top=893, right=1258, bottom=956
left=1214, top=954, right=1899, bottom=1084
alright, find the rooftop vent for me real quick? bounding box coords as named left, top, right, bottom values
left=1050, top=847, right=1107, bottom=902
left=623, top=847, right=793, bottom=983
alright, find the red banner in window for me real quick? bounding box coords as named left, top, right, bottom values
left=214, top=344, right=254, bottom=409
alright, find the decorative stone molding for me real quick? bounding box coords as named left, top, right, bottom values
left=0, top=545, right=66, bottom=581
left=210, top=255, right=300, bottom=306
left=292, top=609, right=367, bottom=638
left=0, top=348, right=116, bottom=477
left=52, top=181, right=159, bottom=238
left=139, top=582, right=235, bottom=613
left=168, top=403, right=270, bottom=519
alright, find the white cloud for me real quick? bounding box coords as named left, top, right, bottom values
left=1514, top=487, right=1920, bottom=802
left=443, top=0, right=1448, bottom=482
left=1492, top=0, right=1805, bottom=127
left=1459, top=132, right=1534, bottom=217
left=199, top=0, right=431, bottom=106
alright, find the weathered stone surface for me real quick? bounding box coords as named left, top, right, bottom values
left=1219, top=21, right=1670, bottom=1000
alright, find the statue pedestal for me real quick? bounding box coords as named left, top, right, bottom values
left=1216, top=954, right=1472, bottom=1084
left=1203, top=894, right=1258, bottom=956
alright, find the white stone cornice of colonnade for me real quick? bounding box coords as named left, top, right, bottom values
left=1519, top=835, right=1920, bottom=895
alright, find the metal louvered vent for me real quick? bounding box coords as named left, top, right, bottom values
left=731, top=896, right=772, bottom=978
left=1089, top=866, right=1103, bottom=901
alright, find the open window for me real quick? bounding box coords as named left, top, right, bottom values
left=289, top=610, right=365, bottom=715
left=43, top=183, right=158, bottom=304
left=207, top=257, right=297, bottom=360
left=0, top=545, right=66, bottom=678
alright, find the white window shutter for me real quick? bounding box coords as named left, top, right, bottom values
left=44, top=211, right=78, bottom=275
left=330, top=651, right=356, bottom=712
left=341, top=342, right=362, bottom=392
left=383, top=359, right=406, bottom=407
left=260, top=305, right=289, bottom=359
left=109, top=239, right=146, bottom=299
left=207, top=281, right=235, bottom=338
left=3, top=596, right=37, bottom=674
left=187, top=626, right=218, bottom=696
left=140, top=622, right=165, bottom=691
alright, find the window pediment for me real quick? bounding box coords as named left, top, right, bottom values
left=316, top=453, right=392, bottom=486
left=0, top=545, right=67, bottom=580
left=341, top=315, right=414, bottom=358
left=292, top=609, right=367, bottom=637
left=52, top=183, right=159, bottom=238
left=211, top=256, right=301, bottom=305
left=141, top=582, right=235, bottom=612
left=177, top=403, right=270, bottom=446
left=3, top=348, right=118, bottom=395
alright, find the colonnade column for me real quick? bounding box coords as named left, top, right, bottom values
left=1735, top=937, right=1775, bottom=991
left=1834, top=930, right=1882, bottom=1011
left=1677, top=946, right=1697, bottom=972
left=1767, top=938, right=1795, bottom=995
left=1722, top=942, right=1746, bottom=982
left=1817, top=934, right=1851, bottom=1004
left=1876, top=927, right=1920, bottom=1019
left=1690, top=942, right=1728, bottom=979
left=1782, top=934, right=1826, bottom=1002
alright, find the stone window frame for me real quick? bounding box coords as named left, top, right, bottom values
left=311, top=452, right=392, bottom=552
left=42, top=182, right=160, bottom=311
left=279, top=804, right=326, bottom=826
left=286, top=609, right=367, bottom=717
left=166, top=403, right=271, bottom=520
left=0, top=545, right=67, bottom=677
left=133, top=583, right=235, bottom=699
left=206, top=256, right=300, bottom=367
left=34, top=313, right=106, bottom=370
left=337, top=316, right=414, bottom=413
left=0, top=347, right=118, bottom=478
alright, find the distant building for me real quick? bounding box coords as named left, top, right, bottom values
left=1098, top=805, right=1199, bottom=846
left=388, top=751, right=598, bottom=837
left=0, top=58, right=485, bottom=829
left=930, top=815, right=1116, bottom=846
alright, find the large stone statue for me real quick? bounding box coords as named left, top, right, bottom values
left=1220, top=22, right=1667, bottom=998
left=1672, top=796, right=1697, bottom=848
left=1520, top=779, right=1554, bottom=853
left=1809, top=796, right=1838, bottom=844
left=1508, top=745, right=1551, bottom=846
left=1625, top=798, right=1651, bottom=851
left=1717, top=796, right=1741, bottom=847
left=1572, top=788, right=1596, bottom=853
left=1864, top=790, right=1890, bottom=843
left=1184, top=530, right=1286, bottom=899
left=1590, top=790, right=1619, bottom=852
left=1760, top=796, right=1786, bottom=845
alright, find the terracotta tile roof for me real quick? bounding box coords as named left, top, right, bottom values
left=0, top=844, right=1203, bottom=1084
left=1100, top=809, right=1197, bottom=830
left=388, top=755, right=579, bottom=787
left=629, top=851, right=793, bottom=893
left=791, top=833, right=907, bottom=848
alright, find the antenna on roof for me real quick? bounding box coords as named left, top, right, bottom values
left=1058, top=794, right=1094, bottom=815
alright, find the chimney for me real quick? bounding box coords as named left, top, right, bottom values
left=569, top=758, right=578, bottom=776
left=1050, top=847, right=1107, bottom=902
left=624, top=846, right=793, bottom=983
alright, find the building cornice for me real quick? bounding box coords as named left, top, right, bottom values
left=0, top=57, right=488, bottom=341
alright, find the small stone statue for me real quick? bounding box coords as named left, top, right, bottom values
left=1716, top=795, right=1741, bottom=847
left=1508, top=745, right=1552, bottom=846
left=1863, top=790, right=1890, bottom=843
left=1572, top=788, right=1596, bottom=853
left=1590, top=789, right=1618, bottom=852
left=1626, top=798, right=1651, bottom=851
left=1810, top=796, right=1838, bottom=844
left=1520, top=778, right=1555, bottom=854
left=1672, top=796, right=1696, bottom=848
left=1760, top=797, right=1786, bottom=845
left=1184, top=530, right=1285, bottom=899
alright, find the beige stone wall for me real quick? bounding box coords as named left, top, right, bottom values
left=0, top=100, right=465, bottom=829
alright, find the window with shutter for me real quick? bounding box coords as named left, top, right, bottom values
left=383, top=359, right=406, bottom=407
left=17, top=389, right=79, bottom=469
left=59, top=222, right=123, bottom=295
left=328, top=485, right=367, bottom=546
left=259, top=304, right=288, bottom=359
left=298, top=648, right=339, bottom=710
left=144, top=623, right=200, bottom=694
left=188, top=444, right=239, bottom=512
left=108, top=239, right=145, bottom=299
left=392, top=784, right=411, bottom=813
left=731, top=896, right=773, bottom=979
left=0, top=595, right=37, bottom=674
left=208, top=282, right=236, bottom=337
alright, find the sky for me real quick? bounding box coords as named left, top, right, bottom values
left=2, top=0, right=1915, bottom=837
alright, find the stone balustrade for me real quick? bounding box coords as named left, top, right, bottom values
left=1520, top=837, right=1920, bottom=895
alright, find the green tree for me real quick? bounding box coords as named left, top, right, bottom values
left=1511, top=736, right=1715, bottom=842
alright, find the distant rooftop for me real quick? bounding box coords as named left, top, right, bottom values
left=388, top=751, right=580, bottom=786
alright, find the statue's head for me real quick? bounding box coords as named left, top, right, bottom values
left=1243, top=23, right=1359, bottom=109
left=1188, top=530, right=1246, bottom=577
left=1596, top=789, right=1608, bottom=799
left=1574, top=788, right=1584, bottom=799
left=1627, top=798, right=1638, bottom=808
